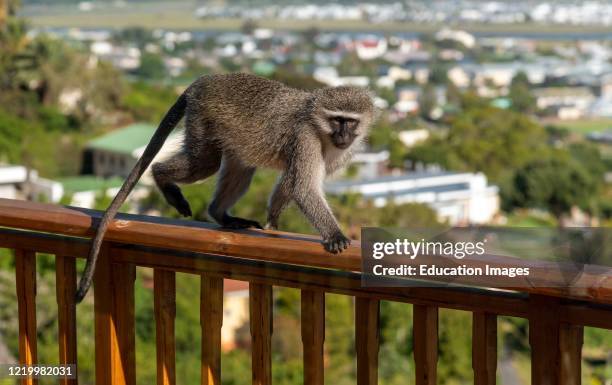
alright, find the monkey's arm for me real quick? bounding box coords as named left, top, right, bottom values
left=285, top=142, right=350, bottom=253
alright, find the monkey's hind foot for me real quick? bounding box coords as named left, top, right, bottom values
left=174, top=201, right=193, bottom=218
left=161, top=184, right=193, bottom=217
left=323, top=232, right=351, bottom=254
left=221, top=216, right=263, bottom=230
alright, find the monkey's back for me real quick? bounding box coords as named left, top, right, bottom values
left=184, top=73, right=311, bottom=169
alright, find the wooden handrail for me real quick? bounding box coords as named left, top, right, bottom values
left=0, top=198, right=361, bottom=270
left=1, top=198, right=612, bottom=385
left=1, top=198, right=612, bottom=304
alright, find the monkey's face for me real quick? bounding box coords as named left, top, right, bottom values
left=328, top=116, right=359, bottom=149
left=313, top=86, right=375, bottom=150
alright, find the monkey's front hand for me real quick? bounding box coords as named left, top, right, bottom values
left=323, top=232, right=351, bottom=254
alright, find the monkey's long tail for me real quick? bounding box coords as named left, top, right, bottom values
left=75, top=92, right=187, bottom=303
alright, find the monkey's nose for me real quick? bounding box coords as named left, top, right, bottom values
left=335, top=141, right=351, bottom=149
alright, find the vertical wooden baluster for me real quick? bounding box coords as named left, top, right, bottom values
left=94, top=246, right=136, bottom=385
left=15, top=249, right=37, bottom=385
left=250, top=283, right=272, bottom=385
left=154, top=270, right=176, bottom=385
left=201, top=276, right=223, bottom=385
left=56, top=255, right=78, bottom=385
left=301, top=290, right=325, bottom=385
left=529, top=295, right=583, bottom=385
left=559, top=324, right=583, bottom=385
left=529, top=295, right=560, bottom=385
left=355, top=297, right=379, bottom=385
left=94, top=248, right=112, bottom=385
left=472, top=311, right=497, bottom=385
left=413, top=305, right=437, bottom=385
left=112, top=261, right=136, bottom=385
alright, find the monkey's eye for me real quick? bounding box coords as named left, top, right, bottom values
left=329, top=118, right=342, bottom=129
left=346, top=120, right=359, bottom=130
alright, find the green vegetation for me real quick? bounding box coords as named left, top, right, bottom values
left=408, top=103, right=546, bottom=182
left=508, top=72, right=536, bottom=114
left=510, top=150, right=600, bottom=219
left=549, top=118, right=612, bottom=134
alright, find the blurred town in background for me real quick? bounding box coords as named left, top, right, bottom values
left=0, top=0, right=611, bottom=383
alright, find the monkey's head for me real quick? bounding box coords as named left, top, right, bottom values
left=312, top=86, right=375, bottom=150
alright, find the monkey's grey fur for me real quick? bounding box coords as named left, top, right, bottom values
left=75, top=73, right=375, bottom=302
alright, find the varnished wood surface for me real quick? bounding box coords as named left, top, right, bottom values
left=154, top=270, right=176, bottom=385
left=15, top=249, right=37, bottom=385
left=1, top=198, right=612, bottom=304
left=0, top=198, right=361, bottom=270
left=94, top=248, right=136, bottom=385
left=413, top=305, right=438, bottom=385
left=559, top=323, right=583, bottom=385
left=472, top=312, right=497, bottom=385
left=3, top=228, right=612, bottom=330
left=200, top=276, right=223, bottom=385
left=56, top=256, right=78, bottom=385
left=529, top=295, right=561, bottom=385
left=301, top=290, right=325, bottom=385
left=355, top=297, right=379, bottom=385
left=249, top=283, right=273, bottom=385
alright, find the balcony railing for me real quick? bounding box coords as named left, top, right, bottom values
left=0, top=197, right=611, bottom=385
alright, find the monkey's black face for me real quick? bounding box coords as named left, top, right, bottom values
left=329, top=117, right=359, bottom=149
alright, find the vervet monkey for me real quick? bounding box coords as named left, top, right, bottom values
left=76, top=73, right=375, bottom=302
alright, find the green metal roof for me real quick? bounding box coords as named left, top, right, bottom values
left=87, top=123, right=156, bottom=155
left=59, top=176, right=124, bottom=193
left=252, top=61, right=276, bottom=76
left=491, top=98, right=511, bottom=109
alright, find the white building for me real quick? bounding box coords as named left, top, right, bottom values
left=0, top=165, right=63, bottom=202
left=533, top=87, right=595, bottom=118
left=325, top=171, right=499, bottom=225
left=350, top=150, right=390, bottom=179
left=90, top=43, right=141, bottom=71
left=355, top=38, right=388, bottom=60
left=434, top=28, right=475, bottom=49
left=398, top=129, right=430, bottom=148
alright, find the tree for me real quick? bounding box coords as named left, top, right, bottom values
left=241, top=19, right=258, bottom=36
left=508, top=71, right=535, bottom=114
left=445, top=80, right=462, bottom=106
left=0, top=0, right=6, bottom=28
left=418, top=84, right=437, bottom=120
left=511, top=150, right=601, bottom=221
left=428, top=61, right=448, bottom=84
left=113, top=27, right=155, bottom=50
left=134, top=52, right=166, bottom=80
left=408, top=106, right=546, bottom=182
left=367, top=119, right=407, bottom=168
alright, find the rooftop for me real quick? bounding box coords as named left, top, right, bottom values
left=324, top=171, right=467, bottom=189
left=87, top=123, right=157, bottom=155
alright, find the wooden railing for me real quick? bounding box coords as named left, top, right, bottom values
left=0, top=198, right=611, bottom=385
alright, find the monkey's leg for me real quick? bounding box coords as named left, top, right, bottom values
left=265, top=175, right=292, bottom=230
left=152, top=150, right=221, bottom=217
left=208, top=156, right=262, bottom=229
